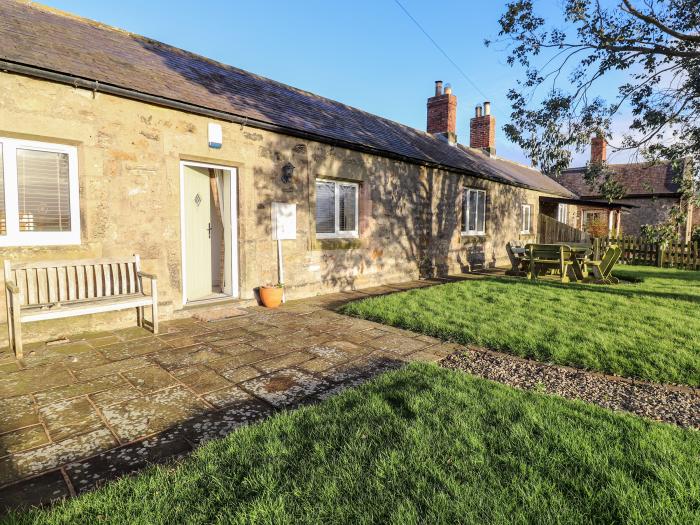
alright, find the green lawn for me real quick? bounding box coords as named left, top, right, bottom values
left=340, top=265, right=700, bottom=386
left=8, top=364, right=700, bottom=524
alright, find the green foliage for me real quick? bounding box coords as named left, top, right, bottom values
left=641, top=223, right=678, bottom=243
left=342, top=266, right=700, bottom=386
left=692, top=226, right=700, bottom=244
left=11, top=364, right=700, bottom=524
left=488, top=0, right=700, bottom=223
left=584, top=161, right=626, bottom=202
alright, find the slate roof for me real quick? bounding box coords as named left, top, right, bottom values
left=558, top=162, right=681, bottom=198
left=0, top=1, right=574, bottom=197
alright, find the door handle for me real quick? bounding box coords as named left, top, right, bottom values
left=207, top=222, right=212, bottom=239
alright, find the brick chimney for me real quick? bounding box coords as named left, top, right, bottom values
left=591, top=132, right=607, bottom=164
left=427, top=80, right=457, bottom=144
left=470, top=101, right=496, bottom=156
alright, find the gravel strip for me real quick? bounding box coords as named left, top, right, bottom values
left=441, top=348, right=700, bottom=429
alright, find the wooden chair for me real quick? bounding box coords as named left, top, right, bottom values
left=4, top=255, right=157, bottom=359
left=585, top=244, right=621, bottom=284
left=505, top=241, right=527, bottom=276
left=524, top=244, right=574, bottom=283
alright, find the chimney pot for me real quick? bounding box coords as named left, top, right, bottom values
left=483, top=101, right=491, bottom=116
left=435, top=80, right=443, bottom=96
left=475, top=105, right=482, bottom=118
left=444, top=83, right=452, bottom=95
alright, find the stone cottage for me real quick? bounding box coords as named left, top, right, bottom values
left=557, top=134, right=697, bottom=240
left=0, top=0, right=575, bottom=343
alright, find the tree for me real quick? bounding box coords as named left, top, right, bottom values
left=487, top=0, right=699, bottom=231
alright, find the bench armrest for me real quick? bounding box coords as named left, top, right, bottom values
left=5, top=281, right=19, bottom=294
left=138, top=271, right=157, bottom=280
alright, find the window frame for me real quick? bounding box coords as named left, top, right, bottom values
left=0, top=137, right=80, bottom=247
left=583, top=209, right=603, bottom=227
left=461, top=188, right=486, bottom=236
left=520, top=203, right=532, bottom=234
left=557, top=203, right=568, bottom=224
left=315, top=178, right=359, bottom=239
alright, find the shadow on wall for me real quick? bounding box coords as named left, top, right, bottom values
left=133, top=39, right=528, bottom=290
left=131, top=39, right=472, bottom=290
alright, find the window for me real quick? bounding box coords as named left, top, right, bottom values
left=583, top=210, right=603, bottom=228
left=315, top=179, right=359, bottom=238
left=461, top=188, right=486, bottom=235
left=0, top=137, right=80, bottom=246
left=521, top=204, right=532, bottom=234
left=557, top=203, right=568, bottom=224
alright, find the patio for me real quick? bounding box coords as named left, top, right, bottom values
left=0, top=279, right=459, bottom=511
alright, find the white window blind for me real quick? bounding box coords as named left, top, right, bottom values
left=462, top=188, right=486, bottom=235
left=0, top=137, right=80, bottom=246
left=315, top=181, right=335, bottom=234
left=521, top=204, right=531, bottom=233
left=339, top=184, right=357, bottom=232
left=17, top=149, right=71, bottom=232
left=315, top=179, right=359, bottom=238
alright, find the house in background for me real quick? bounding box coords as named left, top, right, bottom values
left=556, top=134, right=697, bottom=240
left=0, top=0, right=575, bottom=344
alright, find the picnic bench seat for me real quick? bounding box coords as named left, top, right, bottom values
left=4, top=255, right=157, bottom=359
left=505, top=241, right=527, bottom=276
left=524, top=244, right=575, bottom=283
left=585, top=244, right=621, bottom=284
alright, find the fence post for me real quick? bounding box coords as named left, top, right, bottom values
left=656, top=243, right=664, bottom=267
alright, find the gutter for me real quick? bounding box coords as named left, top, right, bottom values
left=1, top=59, right=568, bottom=197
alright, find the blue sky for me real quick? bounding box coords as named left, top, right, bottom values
left=42, top=0, right=626, bottom=166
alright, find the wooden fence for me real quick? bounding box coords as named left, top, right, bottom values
left=537, top=214, right=589, bottom=244
left=601, top=236, right=700, bottom=270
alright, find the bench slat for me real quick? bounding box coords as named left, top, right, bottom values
left=19, top=270, right=31, bottom=305
left=103, top=264, right=112, bottom=296
left=20, top=294, right=154, bottom=322
left=85, top=265, right=95, bottom=299
left=95, top=265, right=103, bottom=297
left=47, top=267, right=58, bottom=304
left=67, top=266, right=77, bottom=301
left=127, top=262, right=136, bottom=294
left=37, top=268, right=49, bottom=304
left=76, top=265, right=86, bottom=300
left=28, top=269, right=39, bottom=305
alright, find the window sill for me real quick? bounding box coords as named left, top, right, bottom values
left=461, top=232, right=485, bottom=238
left=0, top=235, right=81, bottom=247
left=312, top=238, right=363, bottom=251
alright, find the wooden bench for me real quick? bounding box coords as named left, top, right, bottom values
left=585, top=244, right=621, bottom=284
left=4, top=255, right=158, bottom=359
left=524, top=244, right=575, bottom=283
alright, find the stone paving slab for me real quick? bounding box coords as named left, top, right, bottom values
left=0, top=278, right=454, bottom=512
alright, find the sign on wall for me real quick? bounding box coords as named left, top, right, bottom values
left=272, top=202, right=296, bottom=240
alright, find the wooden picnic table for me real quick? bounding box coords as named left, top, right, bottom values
left=507, top=242, right=594, bottom=281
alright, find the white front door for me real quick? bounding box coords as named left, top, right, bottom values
left=183, top=165, right=213, bottom=301
left=181, top=162, right=239, bottom=304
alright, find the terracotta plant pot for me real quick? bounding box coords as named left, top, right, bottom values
left=259, top=286, right=284, bottom=308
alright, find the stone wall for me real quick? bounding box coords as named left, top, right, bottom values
left=619, top=196, right=679, bottom=236
left=0, top=72, right=553, bottom=343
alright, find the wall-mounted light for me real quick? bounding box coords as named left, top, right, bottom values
left=281, top=162, right=295, bottom=184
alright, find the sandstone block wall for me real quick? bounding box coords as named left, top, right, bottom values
left=0, top=72, right=553, bottom=343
